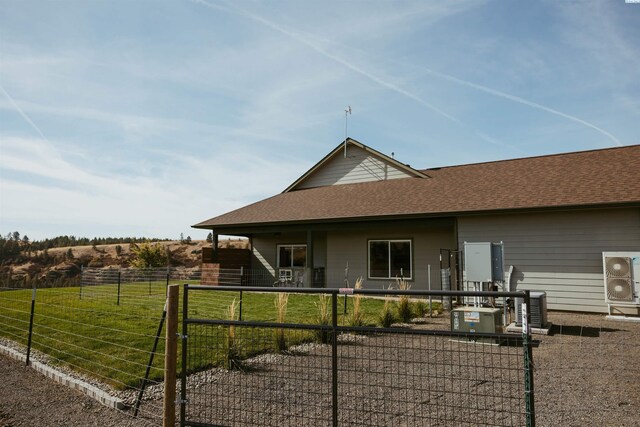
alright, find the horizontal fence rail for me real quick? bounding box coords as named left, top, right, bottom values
left=180, top=286, right=535, bottom=427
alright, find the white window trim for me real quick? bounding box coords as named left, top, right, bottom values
left=367, top=239, right=412, bottom=280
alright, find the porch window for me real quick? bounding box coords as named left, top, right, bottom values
left=278, top=244, right=307, bottom=268
left=368, top=240, right=412, bottom=279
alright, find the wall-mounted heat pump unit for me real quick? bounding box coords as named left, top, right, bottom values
left=602, top=252, right=640, bottom=306
left=515, top=291, right=548, bottom=328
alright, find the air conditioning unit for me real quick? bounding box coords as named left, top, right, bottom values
left=602, top=252, right=640, bottom=306
left=515, top=292, right=548, bottom=328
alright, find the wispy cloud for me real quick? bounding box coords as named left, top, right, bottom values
left=192, top=0, right=518, bottom=151
left=0, top=135, right=300, bottom=238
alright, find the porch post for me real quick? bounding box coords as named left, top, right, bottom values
left=212, top=233, right=219, bottom=262
left=307, top=230, right=314, bottom=287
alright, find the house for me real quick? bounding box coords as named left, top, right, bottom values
left=193, top=138, right=640, bottom=314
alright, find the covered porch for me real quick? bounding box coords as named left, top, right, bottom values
left=197, top=217, right=458, bottom=290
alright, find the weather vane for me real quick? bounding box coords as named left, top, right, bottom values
left=344, top=106, right=351, bottom=158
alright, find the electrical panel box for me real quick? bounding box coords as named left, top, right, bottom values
left=450, top=307, right=502, bottom=343
left=464, top=242, right=493, bottom=282
left=464, top=242, right=504, bottom=282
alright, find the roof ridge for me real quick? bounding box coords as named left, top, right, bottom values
left=421, top=144, right=640, bottom=172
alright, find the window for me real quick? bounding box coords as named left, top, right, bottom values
left=278, top=244, right=307, bottom=268
left=368, top=240, right=412, bottom=279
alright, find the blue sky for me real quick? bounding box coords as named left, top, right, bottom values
left=1, top=0, right=638, bottom=241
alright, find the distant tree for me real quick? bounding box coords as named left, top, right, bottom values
left=130, top=243, right=167, bottom=269
left=12, top=231, right=20, bottom=241
left=22, top=235, right=29, bottom=245
left=206, top=232, right=213, bottom=243
left=0, top=236, right=21, bottom=263
left=185, top=235, right=192, bottom=244
left=180, top=233, right=184, bottom=243
left=66, top=248, right=74, bottom=259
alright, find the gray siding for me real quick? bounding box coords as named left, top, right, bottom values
left=251, top=232, right=327, bottom=284
left=325, top=225, right=455, bottom=290
left=457, top=208, right=640, bottom=314
left=297, top=146, right=412, bottom=189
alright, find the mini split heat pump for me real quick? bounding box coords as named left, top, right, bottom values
left=602, top=252, right=640, bottom=306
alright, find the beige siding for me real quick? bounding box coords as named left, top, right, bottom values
left=458, top=208, right=640, bottom=314
left=325, top=224, right=455, bottom=290
left=297, top=146, right=412, bottom=189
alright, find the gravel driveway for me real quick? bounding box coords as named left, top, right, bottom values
left=0, top=354, right=146, bottom=427
left=1, top=311, right=639, bottom=426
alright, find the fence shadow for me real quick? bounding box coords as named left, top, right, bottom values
left=549, top=324, right=624, bottom=337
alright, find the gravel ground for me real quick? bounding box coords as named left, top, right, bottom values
left=0, top=354, right=150, bottom=427
left=1, top=311, right=639, bottom=426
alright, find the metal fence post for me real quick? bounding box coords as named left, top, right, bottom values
left=134, top=301, right=168, bottom=417
left=331, top=291, right=338, bottom=427
left=166, top=267, right=170, bottom=295
left=117, top=270, right=121, bottom=306
left=163, top=285, right=179, bottom=427
left=238, top=267, right=244, bottom=321
left=26, top=286, right=36, bottom=366
left=522, top=290, right=536, bottom=427
left=428, top=264, right=432, bottom=318
left=180, top=284, right=189, bottom=427
left=79, top=265, right=83, bottom=300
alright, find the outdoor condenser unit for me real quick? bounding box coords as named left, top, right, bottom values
left=450, top=307, right=502, bottom=343
left=602, top=252, right=640, bottom=306
left=515, top=291, right=548, bottom=328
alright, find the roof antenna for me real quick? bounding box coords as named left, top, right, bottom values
left=344, top=105, right=351, bottom=158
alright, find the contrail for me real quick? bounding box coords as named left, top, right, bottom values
left=193, top=0, right=622, bottom=149
left=0, top=84, right=49, bottom=141
left=413, top=66, right=622, bottom=147
left=190, top=0, right=518, bottom=150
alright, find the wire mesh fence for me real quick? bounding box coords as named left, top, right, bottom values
left=5, top=270, right=637, bottom=427
left=80, top=267, right=202, bottom=302
left=180, top=286, right=534, bottom=427
left=0, top=275, right=193, bottom=426
left=532, top=312, right=640, bottom=427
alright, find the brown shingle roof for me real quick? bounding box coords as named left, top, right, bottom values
left=194, top=145, right=640, bottom=229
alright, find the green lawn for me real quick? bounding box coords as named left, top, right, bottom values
left=0, top=283, right=407, bottom=390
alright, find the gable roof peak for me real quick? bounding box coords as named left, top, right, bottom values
left=283, top=138, right=429, bottom=193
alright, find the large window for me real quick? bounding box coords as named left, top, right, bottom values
left=278, top=244, right=307, bottom=268
left=368, top=239, right=412, bottom=279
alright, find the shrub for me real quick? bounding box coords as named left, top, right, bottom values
left=315, top=294, right=331, bottom=344
left=129, top=242, right=167, bottom=268
left=396, top=278, right=413, bottom=323
left=378, top=299, right=395, bottom=328
left=347, top=277, right=365, bottom=327
left=226, top=299, right=241, bottom=370
left=414, top=300, right=428, bottom=317
left=274, top=293, right=289, bottom=352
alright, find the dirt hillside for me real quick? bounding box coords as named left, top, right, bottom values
left=2, top=239, right=248, bottom=284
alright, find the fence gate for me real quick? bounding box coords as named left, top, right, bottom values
left=180, top=285, right=535, bottom=427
